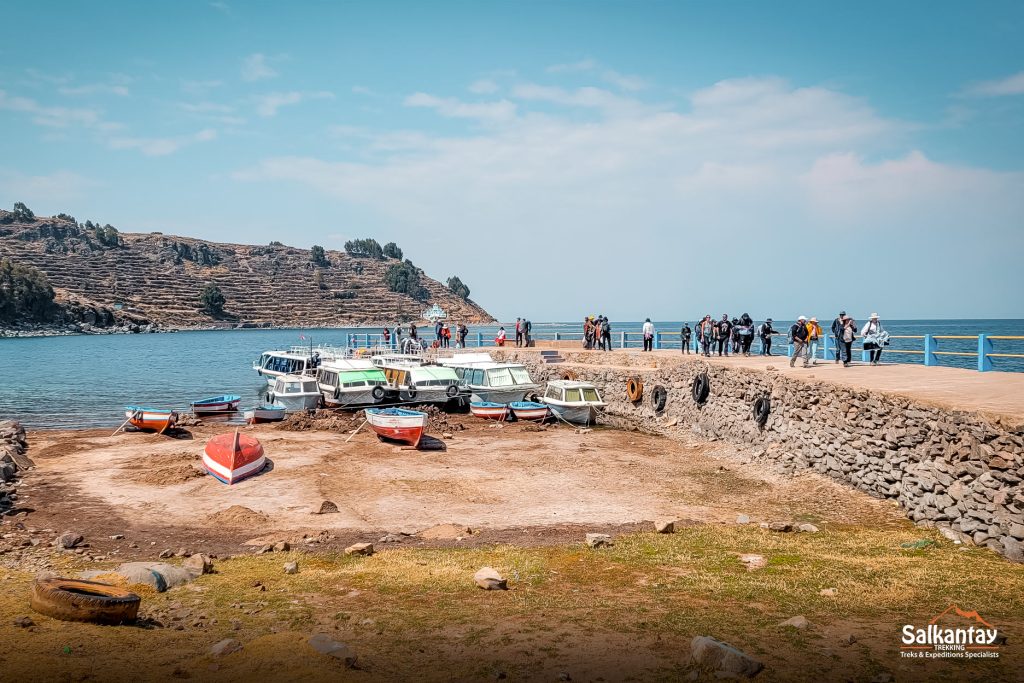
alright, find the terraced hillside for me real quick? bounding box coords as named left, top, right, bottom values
left=0, top=210, right=493, bottom=328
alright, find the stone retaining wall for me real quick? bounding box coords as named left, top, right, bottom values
left=495, top=350, right=1024, bottom=562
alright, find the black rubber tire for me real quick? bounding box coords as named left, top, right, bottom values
left=371, top=386, right=385, bottom=401
left=753, top=396, right=771, bottom=426
left=407, top=384, right=417, bottom=399
left=651, top=385, right=668, bottom=412
left=691, top=373, right=710, bottom=405
left=528, top=392, right=540, bottom=404
left=30, top=578, right=140, bottom=625
left=446, top=384, right=459, bottom=398
left=333, top=386, right=342, bottom=400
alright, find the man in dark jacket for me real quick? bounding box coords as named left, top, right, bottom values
left=716, top=315, right=732, bottom=356
left=601, top=316, right=612, bottom=351
left=790, top=316, right=810, bottom=368
left=758, top=318, right=774, bottom=355
left=830, top=311, right=846, bottom=363
left=523, top=318, right=532, bottom=347
left=680, top=323, right=692, bottom=354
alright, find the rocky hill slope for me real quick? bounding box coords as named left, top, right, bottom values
left=0, top=210, right=493, bottom=331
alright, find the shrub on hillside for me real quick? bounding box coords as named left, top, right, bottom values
left=12, top=202, right=34, bottom=222
left=95, top=224, right=121, bottom=247
left=384, top=261, right=429, bottom=300
left=0, top=258, right=57, bottom=322
left=344, top=238, right=384, bottom=259
left=382, top=242, right=403, bottom=260
left=446, top=275, right=470, bottom=300
left=199, top=282, right=226, bottom=316
left=311, top=244, right=329, bottom=267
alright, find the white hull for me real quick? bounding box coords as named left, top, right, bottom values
left=272, top=394, right=321, bottom=411
left=324, top=387, right=379, bottom=408
left=546, top=403, right=599, bottom=425
left=469, top=387, right=532, bottom=404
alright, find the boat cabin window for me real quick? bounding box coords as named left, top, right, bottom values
left=564, top=388, right=582, bottom=402
left=318, top=370, right=338, bottom=386
left=302, top=380, right=318, bottom=392
left=487, top=368, right=514, bottom=387
left=469, top=369, right=485, bottom=385
left=509, top=367, right=531, bottom=384
left=582, top=388, right=600, bottom=402
left=283, top=382, right=300, bottom=393
left=545, top=386, right=562, bottom=400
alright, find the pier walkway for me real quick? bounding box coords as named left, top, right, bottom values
left=503, top=345, right=1024, bottom=423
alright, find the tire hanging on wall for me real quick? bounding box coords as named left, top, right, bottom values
left=651, top=385, right=668, bottom=412
left=691, top=372, right=710, bottom=405
left=626, top=377, right=644, bottom=403
left=753, top=395, right=771, bottom=426
left=561, top=370, right=578, bottom=381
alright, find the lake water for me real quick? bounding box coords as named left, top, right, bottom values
left=3, top=319, right=1022, bottom=429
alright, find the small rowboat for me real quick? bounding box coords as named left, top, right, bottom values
left=469, top=401, right=509, bottom=421
left=365, top=407, right=427, bottom=447
left=124, top=406, right=177, bottom=433
left=509, top=401, right=549, bottom=422
left=202, top=430, right=266, bottom=485
left=244, top=404, right=286, bottom=424
left=190, top=394, right=241, bottom=414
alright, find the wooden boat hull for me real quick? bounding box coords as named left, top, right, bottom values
left=191, top=395, right=241, bottom=414
left=125, top=407, right=177, bottom=433
left=365, top=408, right=427, bottom=447
left=244, top=406, right=286, bottom=424
left=470, top=402, right=509, bottom=421
left=509, top=401, right=549, bottom=421
left=203, top=432, right=266, bottom=485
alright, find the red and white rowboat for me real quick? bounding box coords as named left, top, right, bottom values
left=469, top=402, right=509, bottom=421
left=365, top=407, right=427, bottom=447
left=509, top=401, right=549, bottom=422
left=203, top=430, right=266, bottom=485
left=124, top=406, right=177, bottom=433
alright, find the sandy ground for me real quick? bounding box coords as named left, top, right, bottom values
left=16, top=414, right=902, bottom=556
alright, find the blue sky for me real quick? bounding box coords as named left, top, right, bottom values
left=1, top=1, right=1022, bottom=321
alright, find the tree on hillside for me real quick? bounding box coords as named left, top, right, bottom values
left=199, top=282, right=226, bottom=316
left=310, top=245, right=329, bottom=267
left=95, top=224, right=120, bottom=247
left=0, top=258, right=57, bottom=322
left=382, top=242, right=403, bottom=260
left=344, top=238, right=384, bottom=259
left=446, top=275, right=470, bottom=300
left=11, top=202, right=35, bottom=222
left=384, top=261, right=429, bottom=300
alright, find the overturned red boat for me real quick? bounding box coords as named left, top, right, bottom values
left=202, top=431, right=266, bottom=485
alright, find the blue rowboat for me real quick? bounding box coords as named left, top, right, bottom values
left=509, top=401, right=549, bottom=421
left=190, top=394, right=241, bottom=414
left=244, top=404, right=286, bottom=424
left=469, top=401, right=509, bottom=421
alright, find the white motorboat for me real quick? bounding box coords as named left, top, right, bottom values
left=268, top=374, right=322, bottom=411
left=540, top=380, right=606, bottom=425
left=379, top=362, right=463, bottom=404
left=443, top=360, right=539, bottom=404
left=316, top=359, right=388, bottom=408
left=253, top=348, right=322, bottom=386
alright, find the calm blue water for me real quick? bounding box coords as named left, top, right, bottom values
left=2, top=319, right=1022, bottom=429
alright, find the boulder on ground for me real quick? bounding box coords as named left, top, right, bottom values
left=690, top=636, right=763, bottom=678
left=284, top=561, right=298, bottom=575
left=654, top=520, right=675, bottom=534
left=344, top=542, right=374, bottom=556
left=762, top=522, right=792, bottom=533
left=273, top=541, right=290, bottom=552
left=210, top=638, right=242, bottom=656
left=779, top=615, right=811, bottom=629
left=308, top=633, right=357, bottom=667
left=586, top=533, right=613, bottom=548
left=314, top=501, right=339, bottom=514
left=474, top=567, right=507, bottom=590
left=55, top=532, right=83, bottom=549
left=184, top=553, right=214, bottom=577
left=737, top=554, right=766, bottom=571
left=797, top=523, right=819, bottom=533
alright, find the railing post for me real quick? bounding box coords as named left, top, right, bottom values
left=861, top=346, right=870, bottom=362
left=554, top=332, right=560, bottom=341
left=978, top=334, right=993, bottom=372
left=476, top=332, right=482, bottom=347
left=654, top=332, right=661, bottom=350
left=822, top=335, right=832, bottom=361
left=620, top=331, right=626, bottom=349
left=923, top=334, right=937, bottom=366
left=787, top=343, right=793, bottom=358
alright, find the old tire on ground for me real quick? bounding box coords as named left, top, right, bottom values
left=561, top=370, right=578, bottom=381
left=753, top=396, right=771, bottom=426
left=626, top=377, right=643, bottom=403
left=31, top=578, right=140, bottom=625
left=691, top=373, right=710, bottom=405
left=651, top=385, right=668, bottom=412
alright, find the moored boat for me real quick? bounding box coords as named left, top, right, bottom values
left=202, top=431, right=266, bottom=484
left=470, top=401, right=510, bottom=421
left=124, top=406, right=178, bottom=433
left=439, top=357, right=539, bottom=404
left=244, top=404, right=286, bottom=424
left=365, top=407, right=427, bottom=447
left=268, top=374, right=322, bottom=411
left=379, top=362, right=463, bottom=404
left=190, top=394, right=241, bottom=414
left=316, top=359, right=388, bottom=408
left=540, top=380, right=606, bottom=425
left=509, top=401, right=549, bottom=422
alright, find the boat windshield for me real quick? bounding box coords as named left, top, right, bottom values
left=565, top=388, right=582, bottom=402
left=582, top=388, right=600, bottom=402
left=545, top=386, right=562, bottom=400
left=302, top=380, right=318, bottom=392
left=509, top=367, right=532, bottom=384
left=487, top=368, right=514, bottom=387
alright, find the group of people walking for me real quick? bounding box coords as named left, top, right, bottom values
left=382, top=320, right=469, bottom=352
left=679, top=314, right=760, bottom=357
left=586, top=315, right=613, bottom=350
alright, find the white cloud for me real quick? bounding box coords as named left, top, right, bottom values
left=233, top=75, right=1024, bottom=319
left=0, top=169, right=98, bottom=204
left=962, top=71, right=1024, bottom=97
left=546, top=59, right=596, bottom=74
left=601, top=70, right=648, bottom=92
left=404, top=93, right=516, bottom=122
left=0, top=89, right=105, bottom=128
left=181, top=79, right=224, bottom=94
left=242, top=53, right=278, bottom=82
left=468, top=79, right=499, bottom=94
left=108, top=128, right=217, bottom=156
left=351, top=85, right=376, bottom=96
left=59, top=83, right=130, bottom=97
left=254, top=91, right=333, bottom=117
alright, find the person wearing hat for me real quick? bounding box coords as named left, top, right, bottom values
left=861, top=313, right=887, bottom=365
left=758, top=318, right=775, bottom=355
left=840, top=315, right=856, bottom=366
left=806, top=317, right=823, bottom=365
left=830, top=311, right=846, bottom=363
left=789, top=316, right=810, bottom=368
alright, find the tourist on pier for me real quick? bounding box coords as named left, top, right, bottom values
left=840, top=316, right=856, bottom=366
left=523, top=318, right=533, bottom=347
left=593, top=317, right=603, bottom=349
left=730, top=317, right=741, bottom=355
left=495, top=326, right=507, bottom=347
left=790, top=316, right=810, bottom=368
left=699, top=316, right=714, bottom=356
left=409, top=323, right=418, bottom=341
left=806, top=317, right=822, bottom=365
left=716, top=315, right=732, bottom=356
left=382, top=327, right=390, bottom=348
left=758, top=318, right=774, bottom=355
left=515, top=318, right=523, bottom=347
left=861, top=313, right=887, bottom=365
left=394, top=324, right=402, bottom=349
left=680, top=322, right=692, bottom=354
left=642, top=318, right=655, bottom=352
left=457, top=323, right=468, bottom=348
left=441, top=323, right=452, bottom=348
left=601, top=316, right=612, bottom=351
left=739, top=313, right=755, bottom=356
left=831, top=311, right=846, bottom=364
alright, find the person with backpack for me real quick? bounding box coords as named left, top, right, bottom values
left=738, top=313, right=755, bottom=356
left=789, top=316, right=810, bottom=368
left=830, top=311, right=846, bottom=363
left=861, top=313, right=888, bottom=365
left=715, top=315, right=732, bottom=357
left=806, top=317, right=823, bottom=365
left=601, top=316, right=612, bottom=351
left=758, top=318, right=774, bottom=355
left=458, top=323, right=468, bottom=348
left=680, top=322, right=692, bottom=354
left=840, top=316, right=856, bottom=366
